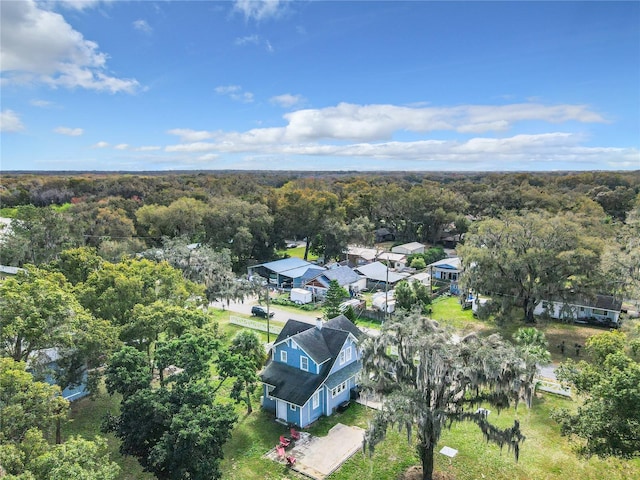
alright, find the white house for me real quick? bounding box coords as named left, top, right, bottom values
left=533, top=295, right=622, bottom=326
left=376, top=252, right=408, bottom=270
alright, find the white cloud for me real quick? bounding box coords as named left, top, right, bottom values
left=54, top=126, right=83, bottom=136
left=30, top=99, right=54, bottom=108
left=215, top=85, right=254, bottom=103
left=134, top=145, right=162, bottom=151
left=198, top=153, right=219, bottom=161
left=114, top=143, right=129, bottom=150
left=133, top=19, right=152, bottom=34
left=161, top=101, right=628, bottom=169
left=56, top=0, right=109, bottom=11
left=233, top=0, right=286, bottom=21
left=235, top=35, right=260, bottom=46
left=215, top=85, right=241, bottom=95
left=0, top=110, right=25, bottom=132
left=167, top=128, right=215, bottom=142
left=270, top=93, right=305, bottom=108
left=166, top=142, right=217, bottom=153
left=0, top=0, right=139, bottom=93
left=277, top=102, right=606, bottom=142
left=161, top=131, right=638, bottom=169
left=92, top=141, right=110, bottom=148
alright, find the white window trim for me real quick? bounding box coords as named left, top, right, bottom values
left=280, top=350, right=287, bottom=363
left=313, top=391, right=320, bottom=409
left=300, top=356, right=309, bottom=371
left=345, top=346, right=352, bottom=362
left=339, top=350, right=346, bottom=365
left=290, top=403, right=296, bottom=411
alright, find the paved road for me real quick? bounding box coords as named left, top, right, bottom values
left=210, top=295, right=379, bottom=336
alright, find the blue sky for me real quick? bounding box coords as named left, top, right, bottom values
left=1, top=0, right=638, bottom=172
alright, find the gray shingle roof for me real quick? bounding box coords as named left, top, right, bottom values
left=323, top=266, right=360, bottom=286
left=260, top=361, right=328, bottom=406
left=261, top=316, right=364, bottom=406
left=593, top=294, right=622, bottom=312
left=325, top=360, right=362, bottom=389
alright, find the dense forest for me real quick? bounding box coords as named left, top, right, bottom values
left=2, top=170, right=638, bottom=268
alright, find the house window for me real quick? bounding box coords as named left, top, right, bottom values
left=290, top=404, right=297, bottom=411
left=291, top=341, right=297, bottom=350
left=300, top=356, right=309, bottom=371
left=331, top=381, right=347, bottom=398
left=280, top=350, right=287, bottom=363
left=593, top=309, right=606, bottom=316
left=345, top=346, right=352, bottom=362
left=313, top=391, right=320, bottom=409
left=339, top=350, right=346, bottom=365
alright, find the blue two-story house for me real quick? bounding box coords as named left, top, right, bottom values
left=260, top=315, right=364, bottom=428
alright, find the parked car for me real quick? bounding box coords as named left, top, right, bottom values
left=251, top=306, right=274, bottom=318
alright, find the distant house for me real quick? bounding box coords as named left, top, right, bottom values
left=302, top=265, right=365, bottom=299
left=346, top=246, right=378, bottom=268
left=534, top=294, right=623, bottom=326
left=375, top=228, right=395, bottom=243
left=248, top=258, right=325, bottom=290
left=0, top=265, right=24, bottom=280
left=376, top=252, right=407, bottom=270
left=260, top=316, right=365, bottom=428
left=408, top=271, right=431, bottom=287
left=28, top=348, right=90, bottom=402
left=428, top=257, right=462, bottom=295
left=391, top=242, right=425, bottom=255
left=354, top=261, right=410, bottom=290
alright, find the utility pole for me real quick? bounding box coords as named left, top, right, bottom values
left=266, top=284, right=271, bottom=343
left=384, top=260, right=389, bottom=324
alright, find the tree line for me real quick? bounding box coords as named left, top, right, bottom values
left=1, top=171, right=638, bottom=270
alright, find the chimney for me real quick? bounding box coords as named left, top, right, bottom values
left=315, top=317, right=323, bottom=330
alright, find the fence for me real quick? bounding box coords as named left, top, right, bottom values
left=229, top=316, right=283, bottom=335
left=534, top=377, right=572, bottom=397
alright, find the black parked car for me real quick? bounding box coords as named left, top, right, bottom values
left=251, top=306, right=274, bottom=318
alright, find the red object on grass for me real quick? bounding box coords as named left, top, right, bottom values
left=279, top=435, right=291, bottom=448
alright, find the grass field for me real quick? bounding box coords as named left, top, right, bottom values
left=276, top=245, right=319, bottom=261
left=63, top=300, right=640, bottom=480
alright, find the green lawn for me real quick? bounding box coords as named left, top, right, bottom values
left=430, top=295, right=484, bottom=332
left=276, top=245, right=319, bottom=261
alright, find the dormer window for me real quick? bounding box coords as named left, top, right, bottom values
left=339, top=350, right=346, bottom=365
left=300, top=356, right=309, bottom=371
left=280, top=350, right=287, bottom=363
